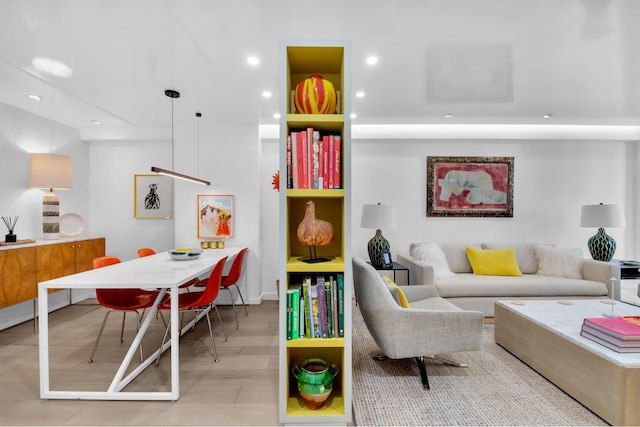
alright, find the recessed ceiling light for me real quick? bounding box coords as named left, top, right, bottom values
left=32, top=56, right=73, bottom=78
left=543, top=113, right=553, bottom=119
left=444, top=113, right=453, bottom=118
left=355, top=91, right=365, bottom=98
left=27, top=94, right=41, bottom=101
left=262, top=90, right=272, bottom=98
left=91, top=120, right=101, bottom=125
left=247, top=56, right=259, bottom=66
left=350, top=113, right=357, bottom=119
left=273, top=113, right=281, bottom=119
left=366, top=56, right=378, bottom=65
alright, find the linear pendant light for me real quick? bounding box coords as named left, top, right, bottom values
left=151, top=89, right=210, bottom=186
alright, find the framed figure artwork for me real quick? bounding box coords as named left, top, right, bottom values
left=134, top=174, right=173, bottom=219
left=426, top=156, right=514, bottom=217
left=198, top=194, right=234, bottom=238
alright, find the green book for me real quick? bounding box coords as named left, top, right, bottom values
left=291, top=287, right=299, bottom=340
left=324, top=278, right=332, bottom=338
left=303, top=277, right=312, bottom=338
left=337, top=273, right=344, bottom=337
left=286, top=289, right=292, bottom=340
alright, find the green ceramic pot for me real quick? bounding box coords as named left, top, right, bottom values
left=291, top=358, right=339, bottom=410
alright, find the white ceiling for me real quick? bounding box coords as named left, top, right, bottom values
left=1, top=0, right=639, bottom=141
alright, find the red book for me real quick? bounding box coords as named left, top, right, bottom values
left=583, top=317, right=640, bottom=340
left=291, top=132, right=299, bottom=189
left=306, top=127, right=313, bottom=189
left=311, top=129, right=320, bottom=189
left=322, top=136, right=330, bottom=189
left=318, top=137, right=325, bottom=189
left=333, top=135, right=341, bottom=189
left=299, top=131, right=307, bottom=189
left=286, top=134, right=292, bottom=189
left=328, top=135, right=335, bottom=189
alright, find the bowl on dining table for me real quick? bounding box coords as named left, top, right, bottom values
left=168, top=247, right=203, bottom=261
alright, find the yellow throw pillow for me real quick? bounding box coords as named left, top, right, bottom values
left=466, top=247, right=523, bottom=276
left=382, top=275, right=411, bottom=308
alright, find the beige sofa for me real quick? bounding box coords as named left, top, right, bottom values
left=396, top=242, right=620, bottom=316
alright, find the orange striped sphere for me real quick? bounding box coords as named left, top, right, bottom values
left=294, top=75, right=337, bottom=114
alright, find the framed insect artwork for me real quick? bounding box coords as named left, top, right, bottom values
left=197, top=194, right=234, bottom=238
left=134, top=174, right=173, bottom=219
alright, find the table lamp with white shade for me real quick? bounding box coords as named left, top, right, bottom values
left=29, top=153, right=73, bottom=240
left=580, top=203, right=625, bottom=262
left=360, top=203, right=397, bottom=268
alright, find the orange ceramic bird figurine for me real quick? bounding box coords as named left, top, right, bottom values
left=297, top=200, right=334, bottom=262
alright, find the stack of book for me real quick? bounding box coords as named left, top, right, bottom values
left=286, top=274, right=344, bottom=340
left=286, top=127, right=341, bottom=190
left=580, top=316, right=640, bottom=353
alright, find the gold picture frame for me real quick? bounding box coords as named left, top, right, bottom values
left=134, top=174, right=173, bottom=219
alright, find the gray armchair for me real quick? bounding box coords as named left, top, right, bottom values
left=352, top=257, right=484, bottom=389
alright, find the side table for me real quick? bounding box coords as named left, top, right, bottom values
left=367, top=261, right=410, bottom=285
left=616, top=259, right=640, bottom=279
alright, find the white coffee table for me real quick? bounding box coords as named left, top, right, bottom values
left=495, top=299, right=640, bottom=426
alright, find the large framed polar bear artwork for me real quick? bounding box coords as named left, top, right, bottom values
left=426, top=156, right=514, bottom=217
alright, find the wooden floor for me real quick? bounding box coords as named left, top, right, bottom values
left=0, top=299, right=281, bottom=426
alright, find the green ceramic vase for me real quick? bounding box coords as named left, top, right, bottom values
left=291, top=358, right=339, bottom=410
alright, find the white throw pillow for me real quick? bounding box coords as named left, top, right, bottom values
left=534, top=245, right=583, bottom=279
left=411, top=242, right=455, bottom=279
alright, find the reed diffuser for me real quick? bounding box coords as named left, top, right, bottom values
left=3, top=216, right=18, bottom=243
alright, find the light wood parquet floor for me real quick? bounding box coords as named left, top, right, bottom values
left=0, top=299, right=281, bottom=426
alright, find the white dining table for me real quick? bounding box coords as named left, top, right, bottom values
left=38, top=246, right=242, bottom=401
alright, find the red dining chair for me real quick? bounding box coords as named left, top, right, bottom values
left=221, top=248, right=249, bottom=329
left=192, top=248, right=249, bottom=329
left=137, top=247, right=156, bottom=258
left=88, top=256, right=163, bottom=363
left=156, top=256, right=228, bottom=364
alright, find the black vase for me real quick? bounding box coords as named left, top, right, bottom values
left=5, top=233, right=16, bottom=243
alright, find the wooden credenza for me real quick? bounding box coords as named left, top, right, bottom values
left=0, top=237, right=105, bottom=309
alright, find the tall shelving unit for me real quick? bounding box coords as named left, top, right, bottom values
left=278, top=41, right=351, bottom=425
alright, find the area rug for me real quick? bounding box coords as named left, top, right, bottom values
left=351, top=304, right=607, bottom=426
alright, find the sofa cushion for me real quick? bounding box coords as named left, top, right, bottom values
left=534, top=245, right=583, bottom=279
left=382, top=275, right=410, bottom=308
left=409, top=242, right=455, bottom=279
left=482, top=243, right=540, bottom=274
left=466, top=247, right=523, bottom=276
left=434, top=273, right=607, bottom=298
left=439, top=243, right=483, bottom=273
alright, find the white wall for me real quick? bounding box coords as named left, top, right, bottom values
left=350, top=139, right=631, bottom=261
left=0, top=103, right=267, bottom=329
left=172, top=123, right=264, bottom=304
left=90, top=122, right=264, bottom=304
left=1, top=100, right=638, bottom=329
left=90, top=139, right=174, bottom=259
left=260, top=136, right=636, bottom=283
left=0, top=102, right=93, bottom=329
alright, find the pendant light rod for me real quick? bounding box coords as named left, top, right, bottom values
left=151, top=166, right=210, bottom=186
left=150, top=89, right=210, bottom=186
left=167, top=89, right=178, bottom=170
left=196, top=111, right=201, bottom=179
